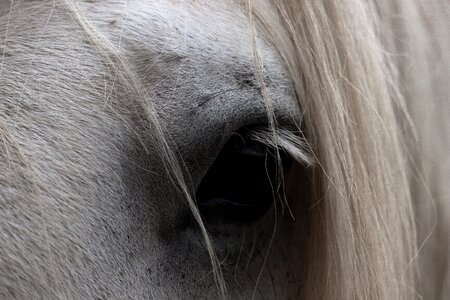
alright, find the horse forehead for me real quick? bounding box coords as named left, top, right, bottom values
left=94, top=0, right=254, bottom=45
left=89, top=0, right=289, bottom=81
left=86, top=0, right=298, bottom=133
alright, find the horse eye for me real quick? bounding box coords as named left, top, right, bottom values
left=196, top=127, right=293, bottom=223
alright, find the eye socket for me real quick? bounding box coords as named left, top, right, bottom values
left=196, top=126, right=293, bottom=223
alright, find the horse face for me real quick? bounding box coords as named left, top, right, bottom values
left=1, top=1, right=308, bottom=298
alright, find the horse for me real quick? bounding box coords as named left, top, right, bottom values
left=0, top=0, right=448, bottom=299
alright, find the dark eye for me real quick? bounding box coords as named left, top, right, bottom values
left=196, top=126, right=293, bottom=223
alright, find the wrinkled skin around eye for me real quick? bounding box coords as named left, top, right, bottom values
left=0, top=0, right=310, bottom=299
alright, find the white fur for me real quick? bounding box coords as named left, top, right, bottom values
left=0, top=1, right=303, bottom=299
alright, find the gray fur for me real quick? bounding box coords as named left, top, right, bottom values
left=0, top=1, right=305, bottom=299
